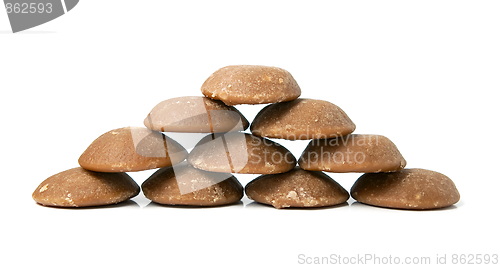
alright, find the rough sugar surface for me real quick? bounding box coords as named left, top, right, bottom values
left=188, top=132, right=296, bottom=174
left=201, top=65, right=301, bottom=105
left=144, top=96, right=249, bottom=133
left=32, top=167, right=140, bottom=207
left=299, top=134, right=406, bottom=173
left=245, top=167, right=349, bottom=209
left=78, top=127, right=188, bottom=172
left=351, top=168, right=460, bottom=210
left=251, top=98, right=356, bottom=140
left=141, top=163, right=243, bottom=206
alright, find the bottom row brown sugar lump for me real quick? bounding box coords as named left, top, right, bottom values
left=32, top=167, right=140, bottom=207
left=142, top=163, right=243, bottom=206
left=245, top=167, right=350, bottom=209
left=351, top=169, right=460, bottom=210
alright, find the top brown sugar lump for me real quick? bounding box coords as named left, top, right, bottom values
left=32, top=167, right=140, bottom=208
left=251, top=98, right=356, bottom=140
left=299, top=134, right=406, bottom=173
left=144, top=96, right=249, bottom=133
left=79, top=127, right=188, bottom=172
left=201, top=65, right=301, bottom=105
left=350, top=169, right=460, bottom=210
left=188, top=132, right=296, bottom=174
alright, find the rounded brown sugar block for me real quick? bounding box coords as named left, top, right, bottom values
left=79, top=127, right=188, bottom=172
left=299, top=134, right=406, bottom=173
left=188, top=132, right=296, bottom=174
left=251, top=98, right=356, bottom=140
left=142, top=163, right=243, bottom=206
left=350, top=169, right=460, bottom=210
left=201, top=65, right=301, bottom=105
left=144, top=96, right=249, bottom=133
left=245, top=167, right=349, bottom=209
left=32, top=167, right=140, bottom=208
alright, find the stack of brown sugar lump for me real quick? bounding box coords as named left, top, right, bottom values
left=33, top=65, right=460, bottom=210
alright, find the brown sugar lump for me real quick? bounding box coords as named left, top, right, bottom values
left=32, top=167, right=140, bottom=207
left=141, top=163, right=243, bottom=206
left=350, top=169, right=460, bottom=210
left=188, top=132, right=296, bottom=174
left=144, top=96, right=249, bottom=133
left=299, top=134, right=406, bottom=173
left=201, top=65, right=301, bottom=105
left=79, top=127, right=188, bottom=172
left=245, top=167, right=349, bottom=209
left=251, top=98, right=356, bottom=140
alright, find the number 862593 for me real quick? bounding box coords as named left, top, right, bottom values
left=5, top=3, right=53, bottom=14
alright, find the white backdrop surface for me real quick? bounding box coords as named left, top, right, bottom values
left=1, top=1, right=499, bottom=267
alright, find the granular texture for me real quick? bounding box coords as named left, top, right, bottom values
left=299, top=134, right=406, bottom=173
left=188, top=132, right=296, bottom=174
left=142, top=163, right=243, bottom=206
left=251, top=98, right=355, bottom=140
left=79, top=127, right=187, bottom=172
left=144, top=96, right=249, bottom=133
left=32, top=167, right=140, bottom=207
left=201, top=65, right=301, bottom=105
left=245, top=167, right=349, bottom=209
left=351, top=168, right=460, bottom=210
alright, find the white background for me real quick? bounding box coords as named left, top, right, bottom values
left=1, top=1, right=499, bottom=267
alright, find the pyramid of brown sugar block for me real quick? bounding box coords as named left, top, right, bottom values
left=79, top=127, right=188, bottom=172
left=201, top=65, right=301, bottom=105
left=351, top=169, right=460, bottom=210
left=32, top=64, right=461, bottom=211
left=188, top=132, right=296, bottom=174
left=245, top=167, right=349, bottom=209
left=142, top=163, right=243, bottom=206
left=32, top=167, right=140, bottom=207
left=299, top=134, right=406, bottom=173
left=251, top=98, right=356, bottom=140
left=144, top=96, right=249, bottom=133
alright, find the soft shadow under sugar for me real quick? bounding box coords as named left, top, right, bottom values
left=244, top=201, right=349, bottom=210
left=145, top=200, right=244, bottom=209
left=350, top=201, right=459, bottom=212
left=34, top=199, right=140, bottom=210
